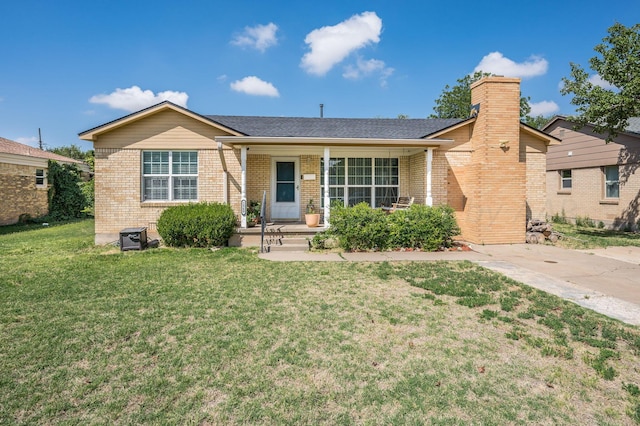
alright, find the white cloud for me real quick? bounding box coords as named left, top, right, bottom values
left=231, top=23, right=278, bottom=52
left=89, top=86, right=188, bottom=112
left=588, top=74, right=615, bottom=89
left=529, top=100, right=559, bottom=117
left=343, top=57, right=394, bottom=87
left=301, top=11, right=382, bottom=76
left=230, top=76, right=280, bottom=97
left=474, top=52, right=548, bottom=79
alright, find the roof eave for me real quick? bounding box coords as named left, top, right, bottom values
left=520, top=122, right=561, bottom=145
left=215, top=136, right=455, bottom=148
left=78, top=101, right=243, bottom=141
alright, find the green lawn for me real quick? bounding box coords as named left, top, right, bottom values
left=2, top=220, right=640, bottom=424
left=553, top=222, right=640, bottom=249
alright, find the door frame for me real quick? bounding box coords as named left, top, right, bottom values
left=270, top=157, right=300, bottom=220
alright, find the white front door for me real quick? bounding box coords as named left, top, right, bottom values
left=271, top=157, right=300, bottom=220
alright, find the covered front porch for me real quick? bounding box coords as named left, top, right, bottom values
left=215, top=136, right=452, bottom=229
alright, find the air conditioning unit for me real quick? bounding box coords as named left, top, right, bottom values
left=119, top=227, right=148, bottom=251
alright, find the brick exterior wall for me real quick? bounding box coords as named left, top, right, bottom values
left=465, top=77, right=526, bottom=244
left=0, top=162, right=49, bottom=225
left=547, top=166, right=640, bottom=230
left=94, top=147, right=243, bottom=243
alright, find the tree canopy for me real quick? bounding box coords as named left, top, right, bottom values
left=561, top=22, right=640, bottom=142
left=48, top=144, right=94, bottom=170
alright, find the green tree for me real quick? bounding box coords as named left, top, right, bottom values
left=523, top=115, right=553, bottom=129
left=561, top=22, right=640, bottom=142
left=49, top=144, right=94, bottom=170
left=430, top=71, right=531, bottom=119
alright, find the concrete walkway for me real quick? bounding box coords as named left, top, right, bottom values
left=258, top=245, right=640, bottom=326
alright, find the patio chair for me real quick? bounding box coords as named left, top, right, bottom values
left=382, top=196, right=414, bottom=212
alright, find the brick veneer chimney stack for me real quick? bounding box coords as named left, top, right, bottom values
left=465, top=76, right=526, bottom=244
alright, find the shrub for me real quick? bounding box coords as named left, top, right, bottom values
left=157, top=202, right=236, bottom=248
left=47, top=161, right=87, bottom=221
left=328, top=203, right=388, bottom=251
left=327, top=203, right=460, bottom=252
left=551, top=209, right=568, bottom=224
left=387, top=205, right=459, bottom=251
left=575, top=215, right=595, bottom=228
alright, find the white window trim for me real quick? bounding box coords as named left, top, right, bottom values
left=35, top=168, right=47, bottom=188
left=560, top=169, right=572, bottom=191
left=604, top=165, right=619, bottom=199
left=142, top=151, right=198, bottom=202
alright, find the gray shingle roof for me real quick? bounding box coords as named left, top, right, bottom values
left=206, top=115, right=465, bottom=139
left=626, top=117, right=640, bottom=134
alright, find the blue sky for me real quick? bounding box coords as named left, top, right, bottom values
left=1, top=0, right=638, bottom=150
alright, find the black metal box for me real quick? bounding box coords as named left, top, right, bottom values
left=119, top=227, right=148, bottom=251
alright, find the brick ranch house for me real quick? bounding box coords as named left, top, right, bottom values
left=0, top=137, right=87, bottom=226
left=79, top=76, right=559, bottom=246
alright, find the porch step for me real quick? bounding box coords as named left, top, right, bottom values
left=267, top=237, right=310, bottom=252
left=230, top=223, right=324, bottom=251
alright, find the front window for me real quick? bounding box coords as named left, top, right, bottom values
left=604, top=166, right=619, bottom=198
left=560, top=170, right=572, bottom=190
left=142, top=151, right=198, bottom=201
left=320, top=157, right=399, bottom=208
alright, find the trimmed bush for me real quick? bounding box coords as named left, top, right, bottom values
left=387, top=205, right=459, bottom=251
left=329, top=203, right=388, bottom=251
left=327, top=203, right=460, bottom=251
left=157, top=202, right=236, bottom=248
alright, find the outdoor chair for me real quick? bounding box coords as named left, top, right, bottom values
left=382, top=196, right=414, bottom=213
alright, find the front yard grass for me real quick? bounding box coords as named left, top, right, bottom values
left=2, top=220, right=640, bottom=424
left=553, top=222, right=640, bottom=249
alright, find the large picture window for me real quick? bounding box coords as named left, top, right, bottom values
left=142, top=151, right=198, bottom=201
left=320, top=157, right=398, bottom=208
left=604, top=166, right=619, bottom=199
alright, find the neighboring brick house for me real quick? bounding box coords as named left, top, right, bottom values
left=545, top=116, right=640, bottom=230
left=0, top=137, right=87, bottom=225
left=79, top=76, right=559, bottom=245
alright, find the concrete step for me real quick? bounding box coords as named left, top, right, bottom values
left=267, top=237, right=310, bottom=252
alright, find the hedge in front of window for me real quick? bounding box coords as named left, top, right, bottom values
left=157, top=202, right=236, bottom=248
left=326, top=203, right=460, bottom=252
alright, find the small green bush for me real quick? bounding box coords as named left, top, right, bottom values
left=551, top=209, right=568, bottom=224
left=327, top=203, right=460, bottom=252
left=157, top=202, right=236, bottom=248
left=47, top=161, right=87, bottom=221
left=575, top=215, right=595, bottom=228
left=387, top=205, right=459, bottom=251
left=329, top=203, right=388, bottom=251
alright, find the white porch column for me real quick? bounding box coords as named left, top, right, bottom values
left=323, top=147, right=330, bottom=227
left=425, top=147, right=434, bottom=206
left=240, top=146, right=247, bottom=228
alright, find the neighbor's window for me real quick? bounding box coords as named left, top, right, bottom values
left=142, top=151, right=198, bottom=201
left=320, top=157, right=399, bottom=208
left=604, top=165, right=619, bottom=198
left=35, top=169, right=45, bottom=187
left=560, top=170, right=572, bottom=190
